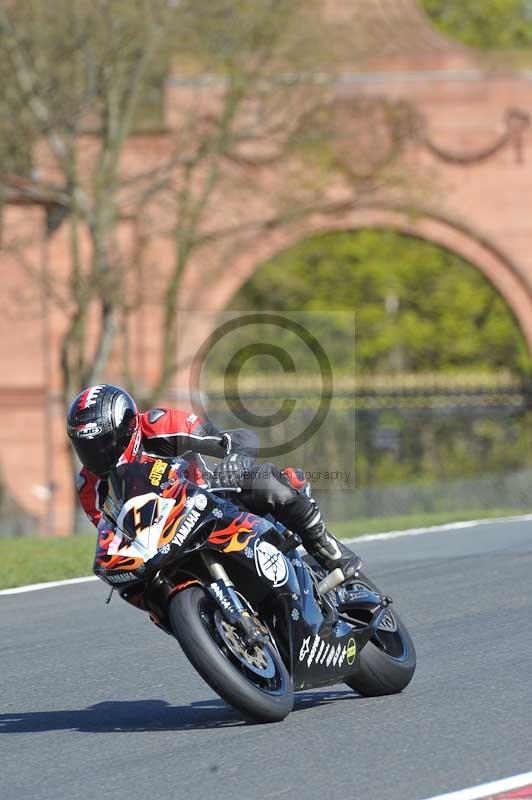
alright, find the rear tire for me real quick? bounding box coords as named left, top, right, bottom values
left=169, top=585, right=294, bottom=723
left=343, top=573, right=416, bottom=696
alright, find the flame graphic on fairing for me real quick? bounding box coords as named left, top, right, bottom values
left=208, top=513, right=256, bottom=553
left=159, top=483, right=189, bottom=545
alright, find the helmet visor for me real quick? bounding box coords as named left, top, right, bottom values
left=72, top=429, right=130, bottom=477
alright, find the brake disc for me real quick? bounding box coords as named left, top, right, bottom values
left=214, top=611, right=276, bottom=678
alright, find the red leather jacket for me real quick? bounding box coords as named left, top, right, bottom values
left=77, top=407, right=258, bottom=586
left=77, top=407, right=258, bottom=526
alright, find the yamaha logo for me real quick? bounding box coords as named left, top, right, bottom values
left=172, top=508, right=201, bottom=546
left=254, top=540, right=288, bottom=587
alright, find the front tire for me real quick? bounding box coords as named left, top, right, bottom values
left=169, top=585, right=294, bottom=723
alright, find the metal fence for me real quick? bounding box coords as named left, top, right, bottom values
left=204, top=373, right=532, bottom=522
left=3, top=374, right=531, bottom=535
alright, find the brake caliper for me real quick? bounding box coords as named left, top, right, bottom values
left=207, top=580, right=267, bottom=649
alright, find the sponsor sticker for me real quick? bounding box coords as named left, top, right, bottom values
left=133, top=431, right=141, bottom=456
left=149, top=459, right=167, bottom=487
left=299, top=636, right=311, bottom=661
left=338, top=645, right=347, bottom=668
left=346, top=637, right=357, bottom=666
left=307, top=635, right=321, bottom=667
left=210, top=582, right=234, bottom=612
left=315, top=639, right=326, bottom=664
left=298, top=636, right=341, bottom=668
left=194, top=493, right=208, bottom=511
left=297, top=634, right=355, bottom=671
left=106, top=571, right=138, bottom=584
left=319, top=644, right=331, bottom=664
left=172, top=508, right=201, bottom=546
left=254, top=540, right=288, bottom=587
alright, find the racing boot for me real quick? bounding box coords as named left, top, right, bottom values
left=296, top=500, right=362, bottom=582
left=241, top=462, right=361, bottom=583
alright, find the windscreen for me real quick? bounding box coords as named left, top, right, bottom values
left=104, top=459, right=180, bottom=536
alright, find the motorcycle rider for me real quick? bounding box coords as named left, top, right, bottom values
left=67, top=384, right=361, bottom=610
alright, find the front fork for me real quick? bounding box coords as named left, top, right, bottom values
left=201, top=551, right=264, bottom=646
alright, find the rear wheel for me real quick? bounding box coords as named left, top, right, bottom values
left=169, top=585, right=294, bottom=723
left=342, top=572, right=416, bottom=696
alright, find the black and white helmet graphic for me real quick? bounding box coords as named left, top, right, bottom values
left=66, top=384, right=139, bottom=477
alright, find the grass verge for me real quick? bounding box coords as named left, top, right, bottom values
left=0, top=535, right=95, bottom=591
left=0, top=508, right=529, bottom=591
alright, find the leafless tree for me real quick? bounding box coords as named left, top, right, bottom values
left=0, top=0, right=419, bottom=530
left=0, top=0, right=417, bottom=399
left=0, top=0, right=181, bottom=397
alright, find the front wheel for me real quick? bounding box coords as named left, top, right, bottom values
left=343, top=572, right=416, bottom=696
left=169, top=585, right=294, bottom=723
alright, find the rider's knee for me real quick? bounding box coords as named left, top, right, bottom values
left=250, top=463, right=308, bottom=513
left=281, top=467, right=309, bottom=494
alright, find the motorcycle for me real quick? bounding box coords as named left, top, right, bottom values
left=101, top=456, right=416, bottom=723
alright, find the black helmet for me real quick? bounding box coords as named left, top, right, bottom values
left=66, top=384, right=139, bottom=477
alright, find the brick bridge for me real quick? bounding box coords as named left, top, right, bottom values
left=2, top=0, right=532, bottom=533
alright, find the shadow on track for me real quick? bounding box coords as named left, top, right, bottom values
left=0, top=689, right=360, bottom=733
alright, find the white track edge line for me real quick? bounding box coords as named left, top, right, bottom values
left=344, top=513, right=532, bottom=545
left=420, top=769, right=532, bottom=800
left=2, top=512, right=532, bottom=597
left=0, top=575, right=98, bottom=596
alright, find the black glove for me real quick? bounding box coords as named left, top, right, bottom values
left=211, top=453, right=254, bottom=489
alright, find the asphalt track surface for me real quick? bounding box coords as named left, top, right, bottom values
left=2, top=519, right=532, bottom=800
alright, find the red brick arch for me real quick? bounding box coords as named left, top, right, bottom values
left=201, top=206, right=532, bottom=354
left=6, top=0, right=532, bottom=535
